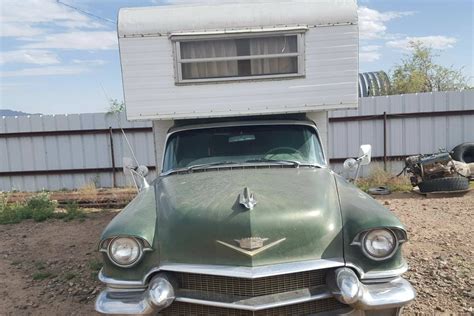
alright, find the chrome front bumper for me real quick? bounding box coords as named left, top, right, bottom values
left=356, top=278, right=416, bottom=310
left=95, top=270, right=415, bottom=315
left=96, top=289, right=156, bottom=315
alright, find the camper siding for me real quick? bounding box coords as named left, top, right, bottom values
left=120, top=24, right=358, bottom=121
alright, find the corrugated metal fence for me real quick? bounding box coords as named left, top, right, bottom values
left=329, top=90, right=474, bottom=175
left=0, top=112, right=155, bottom=191
left=1, top=91, right=473, bottom=191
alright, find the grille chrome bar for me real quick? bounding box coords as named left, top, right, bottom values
left=161, top=298, right=347, bottom=315
left=159, top=258, right=344, bottom=279
left=174, top=269, right=328, bottom=297
left=174, top=286, right=332, bottom=311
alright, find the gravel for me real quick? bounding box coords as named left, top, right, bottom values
left=0, top=191, right=472, bottom=315
left=375, top=191, right=473, bottom=314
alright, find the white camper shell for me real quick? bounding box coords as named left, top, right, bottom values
left=118, top=0, right=359, bottom=121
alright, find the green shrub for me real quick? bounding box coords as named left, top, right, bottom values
left=57, top=201, right=86, bottom=221
left=0, top=192, right=58, bottom=224
left=16, top=204, right=32, bottom=220
left=0, top=206, right=21, bottom=224
left=26, top=193, right=57, bottom=222
left=0, top=193, right=89, bottom=224
left=0, top=196, right=21, bottom=224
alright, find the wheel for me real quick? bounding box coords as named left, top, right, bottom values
left=452, top=142, right=474, bottom=163
left=418, top=177, right=469, bottom=193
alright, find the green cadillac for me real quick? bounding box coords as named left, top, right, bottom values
left=95, top=116, right=415, bottom=315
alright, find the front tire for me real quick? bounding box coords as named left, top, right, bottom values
left=418, top=177, right=469, bottom=193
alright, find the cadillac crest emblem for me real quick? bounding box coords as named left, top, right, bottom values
left=216, top=237, right=286, bottom=257
left=236, top=237, right=268, bottom=250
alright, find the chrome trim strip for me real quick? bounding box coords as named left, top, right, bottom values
left=99, top=259, right=406, bottom=289
left=98, top=268, right=159, bottom=289
left=159, top=258, right=345, bottom=279
left=175, top=287, right=332, bottom=311
left=346, top=261, right=408, bottom=280
left=98, top=258, right=344, bottom=287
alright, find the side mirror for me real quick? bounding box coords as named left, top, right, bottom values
left=342, top=144, right=372, bottom=183
left=343, top=158, right=358, bottom=171
left=136, top=165, right=149, bottom=177
left=358, top=144, right=372, bottom=166
left=123, top=157, right=149, bottom=192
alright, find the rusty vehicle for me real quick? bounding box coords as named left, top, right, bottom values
left=405, top=151, right=470, bottom=193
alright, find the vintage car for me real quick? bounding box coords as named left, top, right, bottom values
left=95, top=115, right=416, bottom=315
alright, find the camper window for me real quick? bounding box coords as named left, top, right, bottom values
left=174, top=33, right=305, bottom=83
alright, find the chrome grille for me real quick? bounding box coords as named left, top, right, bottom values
left=172, top=269, right=328, bottom=297
left=160, top=298, right=346, bottom=316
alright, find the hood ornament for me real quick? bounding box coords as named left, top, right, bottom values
left=217, top=237, right=286, bottom=257
left=239, top=187, right=257, bottom=210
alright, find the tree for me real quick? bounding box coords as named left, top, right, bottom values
left=390, top=41, right=471, bottom=94
left=107, top=99, right=125, bottom=114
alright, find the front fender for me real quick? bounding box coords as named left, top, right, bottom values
left=334, top=175, right=407, bottom=278
left=99, top=187, right=159, bottom=282
left=100, top=187, right=157, bottom=244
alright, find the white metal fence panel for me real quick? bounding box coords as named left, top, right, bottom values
left=1, top=91, right=473, bottom=191
left=329, top=91, right=474, bottom=176
left=0, top=112, right=155, bottom=191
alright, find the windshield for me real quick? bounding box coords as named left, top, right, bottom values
left=162, top=124, right=325, bottom=173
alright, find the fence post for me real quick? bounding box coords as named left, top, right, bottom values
left=383, top=111, right=387, bottom=171
left=109, top=127, right=116, bottom=188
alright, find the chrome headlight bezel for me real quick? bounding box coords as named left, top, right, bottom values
left=99, top=236, right=152, bottom=268
left=351, top=228, right=407, bottom=261
left=362, top=229, right=397, bottom=261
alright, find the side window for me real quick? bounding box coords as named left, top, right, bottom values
left=173, top=32, right=305, bottom=83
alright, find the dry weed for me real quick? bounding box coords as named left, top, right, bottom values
left=357, top=167, right=413, bottom=192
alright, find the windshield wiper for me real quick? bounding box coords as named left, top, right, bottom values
left=245, top=158, right=324, bottom=169
left=187, top=161, right=239, bottom=171
left=166, top=161, right=239, bottom=174
left=245, top=158, right=302, bottom=167
left=164, top=159, right=323, bottom=175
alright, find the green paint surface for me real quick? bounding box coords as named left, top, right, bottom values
left=100, top=168, right=407, bottom=282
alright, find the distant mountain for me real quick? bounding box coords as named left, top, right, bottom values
left=0, top=109, right=41, bottom=116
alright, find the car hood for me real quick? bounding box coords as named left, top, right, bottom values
left=154, top=168, right=343, bottom=267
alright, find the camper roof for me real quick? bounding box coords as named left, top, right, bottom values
left=118, top=0, right=358, bottom=38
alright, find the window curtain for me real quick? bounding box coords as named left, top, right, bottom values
left=181, top=40, right=238, bottom=79
left=250, top=36, right=298, bottom=75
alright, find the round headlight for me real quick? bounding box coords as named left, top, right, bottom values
left=362, top=229, right=397, bottom=260
left=108, top=237, right=142, bottom=267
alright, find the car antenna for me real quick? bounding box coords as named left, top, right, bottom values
left=103, top=87, right=149, bottom=191
left=121, top=128, right=150, bottom=191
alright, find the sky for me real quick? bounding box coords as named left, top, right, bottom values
left=0, top=0, right=473, bottom=115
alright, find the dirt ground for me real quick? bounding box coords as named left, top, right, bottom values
left=0, top=191, right=472, bottom=316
